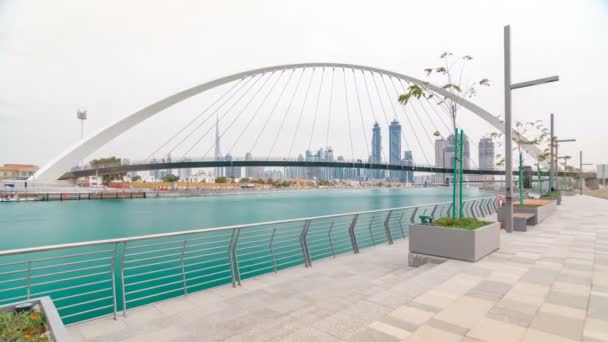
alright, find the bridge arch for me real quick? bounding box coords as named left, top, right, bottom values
left=32, top=62, right=540, bottom=182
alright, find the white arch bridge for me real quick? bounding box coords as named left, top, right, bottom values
left=32, top=62, right=542, bottom=183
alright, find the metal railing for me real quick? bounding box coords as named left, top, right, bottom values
left=0, top=196, right=497, bottom=324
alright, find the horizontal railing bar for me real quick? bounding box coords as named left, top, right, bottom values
left=1, top=198, right=497, bottom=257
left=0, top=295, right=28, bottom=304
left=237, top=253, right=274, bottom=264
left=237, top=259, right=274, bottom=270
left=57, top=296, right=114, bottom=311
left=28, top=256, right=113, bottom=273
left=27, top=263, right=110, bottom=282
left=126, top=279, right=184, bottom=295
left=30, top=271, right=112, bottom=288
left=125, top=287, right=183, bottom=303
left=239, top=265, right=276, bottom=276
left=184, top=239, right=231, bottom=250
left=53, top=287, right=113, bottom=302
left=184, top=269, right=230, bottom=282
left=0, top=249, right=114, bottom=269
left=61, top=304, right=114, bottom=319
left=126, top=245, right=185, bottom=257
left=184, top=262, right=230, bottom=275
left=186, top=275, right=233, bottom=289
left=123, top=265, right=183, bottom=279
left=125, top=273, right=182, bottom=287
left=183, top=254, right=229, bottom=265
left=125, top=251, right=183, bottom=264
left=30, top=279, right=112, bottom=297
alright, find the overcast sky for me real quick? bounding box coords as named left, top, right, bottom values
left=1, top=0, right=606, bottom=170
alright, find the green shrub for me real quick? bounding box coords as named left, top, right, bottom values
left=431, top=217, right=492, bottom=230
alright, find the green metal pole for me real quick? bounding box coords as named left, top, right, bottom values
left=459, top=130, right=464, bottom=218
left=537, top=164, right=542, bottom=195
left=452, top=128, right=458, bottom=218
left=519, top=153, right=524, bottom=205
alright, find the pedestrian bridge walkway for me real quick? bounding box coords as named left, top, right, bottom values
left=68, top=196, right=608, bottom=341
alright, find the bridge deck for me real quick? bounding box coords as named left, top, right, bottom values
left=68, top=195, right=608, bottom=341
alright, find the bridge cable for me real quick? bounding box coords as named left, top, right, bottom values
left=267, top=68, right=307, bottom=159
left=382, top=76, right=418, bottom=163
left=342, top=68, right=356, bottom=163
left=369, top=71, right=398, bottom=164
left=307, top=68, right=326, bottom=152
left=401, top=80, right=450, bottom=137
left=181, top=73, right=265, bottom=158
left=351, top=68, right=370, bottom=162
left=208, top=72, right=276, bottom=157
left=249, top=69, right=296, bottom=153
left=163, top=75, right=257, bottom=159
left=143, top=77, right=246, bottom=161
left=360, top=70, right=388, bottom=164
left=389, top=78, right=435, bottom=165
left=287, top=68, right=316, bottom=158
left=323, top=68, right=335, bottom=151
left=380, top=74, right=430, bottom=166
left=227, top=70, right=286, bottom=155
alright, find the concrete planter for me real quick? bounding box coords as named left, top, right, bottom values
left=497, top=200, right=556, bottom=225
left=409, top=222, right=500, bottom=262
left=0, top=297, right=70, bottom=342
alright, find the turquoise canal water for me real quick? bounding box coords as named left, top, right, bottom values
left=0, top=187, right=494, bottom=324
left=0, top=187, right=491, bottom=250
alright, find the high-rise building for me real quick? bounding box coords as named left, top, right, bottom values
left=478, top=138, right=495, bottom=171
left=389, top=119, right=402, bottom=182
left=445, top=133, right=471, bottom=182
left=434, top=138, right=448, bottom=183
left=224, top=153, right=241, bottom=178
left=403, top=151, right=414, bottom=183
left=178, top=158, right=193, bottom=181
left=214, top=114, right=224, bottom=177
left=371, top=122, right=383, bottom=179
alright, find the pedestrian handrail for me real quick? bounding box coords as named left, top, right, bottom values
left=0, top=196, right=497, bottom=325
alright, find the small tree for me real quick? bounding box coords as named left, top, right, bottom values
left=161, top=174, right=179, bottom=182
left=492, top=120, right=549, bottom=205
left=215, top=176, right=227, bottom=184
left=131, top=175, right=142, bottom=182
left=239, top=177, right=251, bottom=183
left=399, top=52, right=489, bottom=218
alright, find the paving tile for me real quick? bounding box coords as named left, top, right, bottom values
left=584, top=318, right=608, bottom=341
left=368, top=321, right=411, bottom=340
left=282, top=327, right=344, bottom=342
left=588, top=293, right=608, bottom=321
left=403, top=325, right=462, bottom=342
left=434, top=296, right=495, bottom=328
left=347, top=327, right=401, bottom=342
left=389, top=305, right=434, bottom=326
left=466, top=280, right=512, bottom=301
left=539, top=302, right=586, bottom=320
left=546, top=290, right=589, bottom=309
left=521, top=329, right=579, bottom=342
left=413, top=290, right=457, bottom=309
left=530, top=311, right=585, bottom=341
left=467, top=318, right=526, bottom=342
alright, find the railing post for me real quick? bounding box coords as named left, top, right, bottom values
left=368, top=216, right=376, bottom=247
left=111, top=242, right=118, bottom=320
left=228, top=229, right=237, bottom=287
left=383, top=210, right=394, bottom=245
left=328, top=221, right=336, bottom=257
left=348, top=214, right=360, bottom=254
left=300, top=220, right=312, bottom=267
left=119, top=241, right=128, bottom=317
left=180, top=240, right=188, bottom=295
left=398, top=211, right=406, bottom=238
left=430, top=205, right=438, bottom=218
left=232, top=229, right=242, bottom=286
left=409, top=207, right=419, bottom=224
left=26, top=261, right=32, bottom=300
left=269, top=228, right=278, bottom=273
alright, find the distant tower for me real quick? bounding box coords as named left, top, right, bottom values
left=371, top=122, right=383, bottom=179
left=214, top=114, right=224, bottom=177
left=389, top=119, right=402, bottom=182
left=77, top=109, right=87, bottom=140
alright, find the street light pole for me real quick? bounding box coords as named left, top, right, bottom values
left=503, top=25, right=559, bottom=233
left=504, top=26, right=514, bottom=233
left=550, top=114, right=554, bottom=191
left=555, top=138, right=576, bottom=191
left=579, top=151, right=592, bottom=195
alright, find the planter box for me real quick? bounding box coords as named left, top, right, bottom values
left=409, top=222, right=500, bottom=262
left=497, top=199, right=556, bottom=225
left=0, top=297, right=70, bottom=342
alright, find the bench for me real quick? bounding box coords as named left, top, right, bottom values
left=512, top=213, right=536, bottom=232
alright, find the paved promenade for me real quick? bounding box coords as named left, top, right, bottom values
left=69, top=195, right=608, bottom=341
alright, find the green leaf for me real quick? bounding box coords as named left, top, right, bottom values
left=424, top=68, right=433, bottom=76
